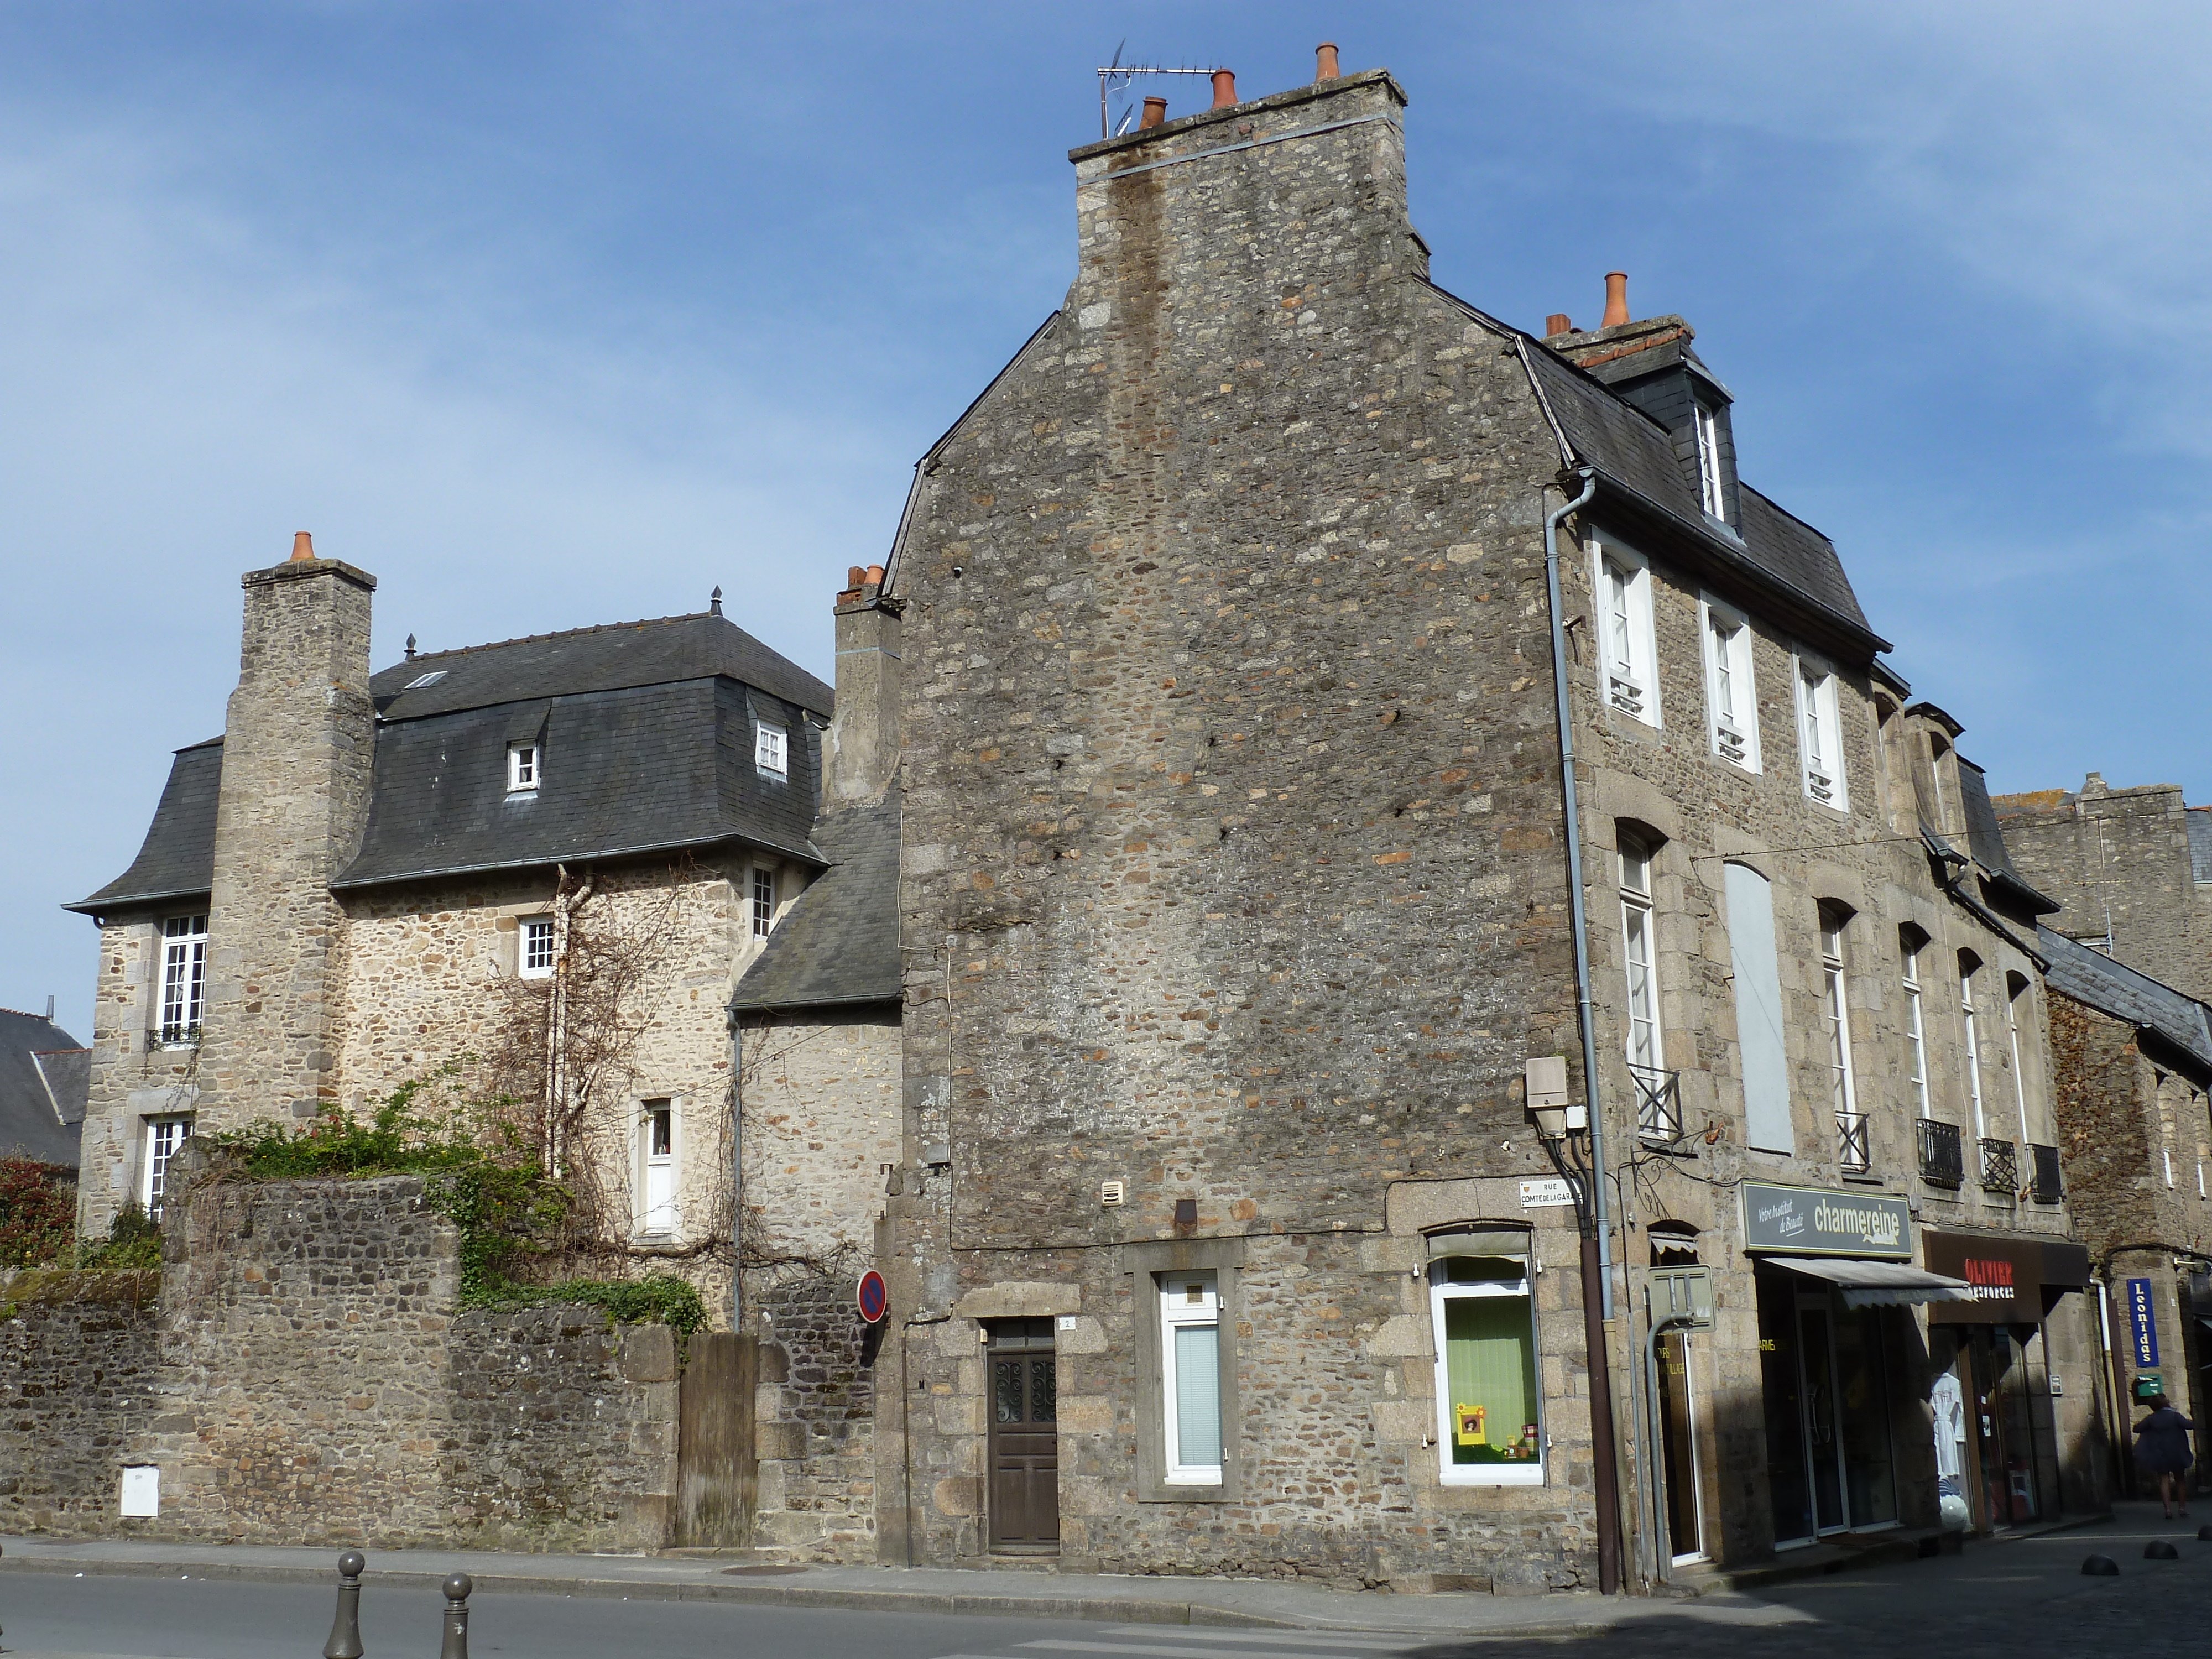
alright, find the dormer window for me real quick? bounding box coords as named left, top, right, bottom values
left=507, top=742, right=540, bottom=794
left=1694, top=401, right=1726, bottom=519
left=755, top=721, right=787, bottom=777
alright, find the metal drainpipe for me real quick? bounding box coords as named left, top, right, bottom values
left=728, top=1006, right=744, bottom=1332
left=1543, top=466, right=1625, bottom=1594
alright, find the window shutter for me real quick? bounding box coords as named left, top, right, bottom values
left=1725, top=863, right=1794, bottom=1154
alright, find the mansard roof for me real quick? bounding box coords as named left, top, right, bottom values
left=70, top=611, right=832, bottom=912
left=0, top=1006, right=86, bottom=1166
left=731, top=791, right=902, bottom=1013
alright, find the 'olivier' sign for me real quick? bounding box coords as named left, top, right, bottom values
left=1740, top=1180, right=1911, bottom=1259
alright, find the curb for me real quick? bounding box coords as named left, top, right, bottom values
left=1674, top=1510, right=2116, bottom=1596
left=0, top=1554, right=1651, bottom=1639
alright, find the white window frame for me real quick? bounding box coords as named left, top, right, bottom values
left=2005, top=977, right=2033, bottom=1141
left=755, top=721, right=789, bottom=777
left=1959, top=958, right=1986, bottom=1141
left=1159, top=1272, right=1224, bottom=1484
left=1698, top=596, right=1760, bottom=771
left=1590, top=538, right=1660, bottom=728
left=1902, top=937, right=1932, bottom=1120
left=1429, top=1255, right=1545, bottom=1488
left=1620, top=837, right=1665, bottom=1085
left=637, top=1098, right=679, bottom=1239
left=750, top=867, right=776, bottom=940
left=507, top=741, right=540, bottom=794
left=1822, top=913, right=1859, bottom=1121
left=1694, top=401, right=1726, bottom=519
left=519, top=916, right=556, bottom=980
left=159, top=914, right=208, bottom=1047
left=142, top=1114, right=192, bottom=1218
left=1793, top=654, right=1847, bottom=810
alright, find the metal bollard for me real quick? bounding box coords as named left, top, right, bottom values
left=437, top=1572, right=473, bottom=1659
left=323, top=1550, right=365, bottom=1659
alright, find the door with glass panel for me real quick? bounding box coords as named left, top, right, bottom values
left=985, top=1318, right=1058, bottom=1550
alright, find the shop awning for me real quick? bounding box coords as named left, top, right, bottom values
left=1775, top=1258, right=1978, bottom=1308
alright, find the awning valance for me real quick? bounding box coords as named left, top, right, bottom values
left=1775, top=1257, right=1976, bottom=1309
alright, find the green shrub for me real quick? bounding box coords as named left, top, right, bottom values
left=77, top=1202, right=161, bottom=1270
left=0, top=1155, right=76, bottom=1268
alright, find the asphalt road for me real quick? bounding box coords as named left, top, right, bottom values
left=3, top=1515, right=2209, bottom=1659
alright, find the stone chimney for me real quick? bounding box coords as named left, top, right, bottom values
left=822, top=563, right=901, bottom=811
left=194, top=535, right=377, bottom=1133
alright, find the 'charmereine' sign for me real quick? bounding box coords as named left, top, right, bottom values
left=1740, top=1180, right=1911, bottom=1259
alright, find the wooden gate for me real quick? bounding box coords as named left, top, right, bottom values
left=677, top=1332, right=757, bottom=1547
left=985, top=1317, right=1059, bottom=1551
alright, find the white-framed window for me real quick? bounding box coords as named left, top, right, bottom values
left=639, top=1098, right=678, bottom=1237
left=1430, top=1253, right=1544, bottom=1486
left=143, top=1115, right=192, bottom=1218
left=403, top=669, right=447, bottom=691
left=1694, top=401, right=1726, bottom=519
left=1698, top=596, right=1760, bottom=770
left=159, top=914, right=208, bottom=1046
left=1822, top=907, right=1859, bottom=1133
left=755, top=721, right=788, bottom=777
left=519, top=916, right=556, bottom=979
left=1959, top=954, right=1986, bottom=1140
left=1159, top=1272, right=1223, bottom=1484
left=2005, top=973, right=2033, bottom=1140
left=1794, top=655, right=1846, bottom=810
left=750, top=867, right=776, bottom=940
left=1901, top=933, right=1932, bottom=1120
left=1590, top=539, right=1660, bottom=727
left=507, top=741, right=540, bottom=794
left=2164, top=1146, right=2176, bottom=1189
left=1620, top=836, right=1665, bottom=1124
left=1929, top=737, right=1954, bottom=835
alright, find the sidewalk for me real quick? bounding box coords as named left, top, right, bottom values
left=0, top=1517, right=2121, bottom=1640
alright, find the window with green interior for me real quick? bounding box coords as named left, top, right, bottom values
left=1430, top=1249, right=1544, bottom=1486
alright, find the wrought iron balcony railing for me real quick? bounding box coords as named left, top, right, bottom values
left=1917, top=1118, right=1964, bottom=1186
left=1836, top=1110, right=1871, bottom=1175
left=1630, top=1064, right=1683, bottom=1142
left=2030, top=1142, right=2064, bottom=1204
left=1979, top=1137, right=2018, bottom=1194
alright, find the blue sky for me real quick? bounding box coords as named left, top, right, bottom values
left=4, top=2, right=2207, bottom=1037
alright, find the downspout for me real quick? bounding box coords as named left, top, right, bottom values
left=728, top=1004, right=744, bottom=1332
left=1543, top=465, right=1625, bottom=1594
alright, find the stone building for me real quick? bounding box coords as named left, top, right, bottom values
left=65, top=536, right=898, bottom=1331
left=833, top=49, right=2107, bottom=1590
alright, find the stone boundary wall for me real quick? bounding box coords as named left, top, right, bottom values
left=753, top=1271, right=877, bottom=1559
left=0, top=1175, right=681, bottom=1549
left=0, top=1270, right=161, bottom=1532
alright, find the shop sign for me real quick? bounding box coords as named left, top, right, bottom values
left=1740, top=1180, right=1910, bottom=1259
left=1920, top=1232, right=2085, bottom=1324
left=2127, top=1277, right=2161, bottom=1366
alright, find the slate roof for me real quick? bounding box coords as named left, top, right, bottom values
left=0, top=1008, right=86, bottom=1166
left=731, top=792, right=902, bottom=1012
left=72, top=611, right=834, bottom=911
left=2039, top=925, right=2212, bottom=1077
left=67, top=739, right=223, bottom=915
left=1958, top=759, right=2060, bottom=914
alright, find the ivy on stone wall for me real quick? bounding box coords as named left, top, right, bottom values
left=209, top=1071, right=705, bottom=1333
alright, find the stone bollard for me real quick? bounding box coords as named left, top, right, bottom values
left=2081, top=1553, right=2121, bottom=1575
left=324, top=1551, right=366, bottom=1659
left=438, top=1572, right=473, bottom=1659
left=2145, top=1538, right=2180, bottom=1559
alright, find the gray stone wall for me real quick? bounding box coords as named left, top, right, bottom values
left=0, top=1270, right=161, bottom=1532
left=1, top=1172, right=682, bottom=1548
left=753, top=1271, right=878, bottom=1559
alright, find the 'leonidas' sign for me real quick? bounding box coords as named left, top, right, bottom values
left=1740, top=1180, right=1911, bottom=1259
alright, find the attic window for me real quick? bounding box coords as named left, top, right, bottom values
left=508, top=742, right=540, bottom=794
left=404, top=670, right=447, bottom=690
left=755, top=722, right=788, bottom=777
left=1694, top=403, right=1726, bottom=519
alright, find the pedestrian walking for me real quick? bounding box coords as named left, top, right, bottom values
left=2133, top=1394, right=2197, bottom=1519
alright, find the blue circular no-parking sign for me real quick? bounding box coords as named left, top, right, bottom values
left=856, top=1269, right=888, bottom=1323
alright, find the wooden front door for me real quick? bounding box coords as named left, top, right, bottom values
left=986, top=1318, right=1059, bottom=1550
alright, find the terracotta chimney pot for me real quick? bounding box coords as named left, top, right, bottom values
left=290, top=531, right=315, bottom=562
left=847, top=565, right=867, bottom=588
left=1211, top=69, right=1237, bottom=108
left=865, top=564, right=885, bottom=588
left=1140, top=96, right=1167, bottom=129
left=1601, top=272, right=1630, bottom=328
left=1546, top=313, right=1573, bottom=337
left=1315, top=43, right=1340, bottom=81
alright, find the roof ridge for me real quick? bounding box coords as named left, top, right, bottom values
left=395, top=609, right=721, bottom=668
left=0, top=1005, right=61, bottom=1023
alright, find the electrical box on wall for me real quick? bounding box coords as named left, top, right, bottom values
left=1100, top=1180, right=1125, bottom=1206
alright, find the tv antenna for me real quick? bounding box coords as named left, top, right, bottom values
left=1097, top=42, right=1222, bottom=139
